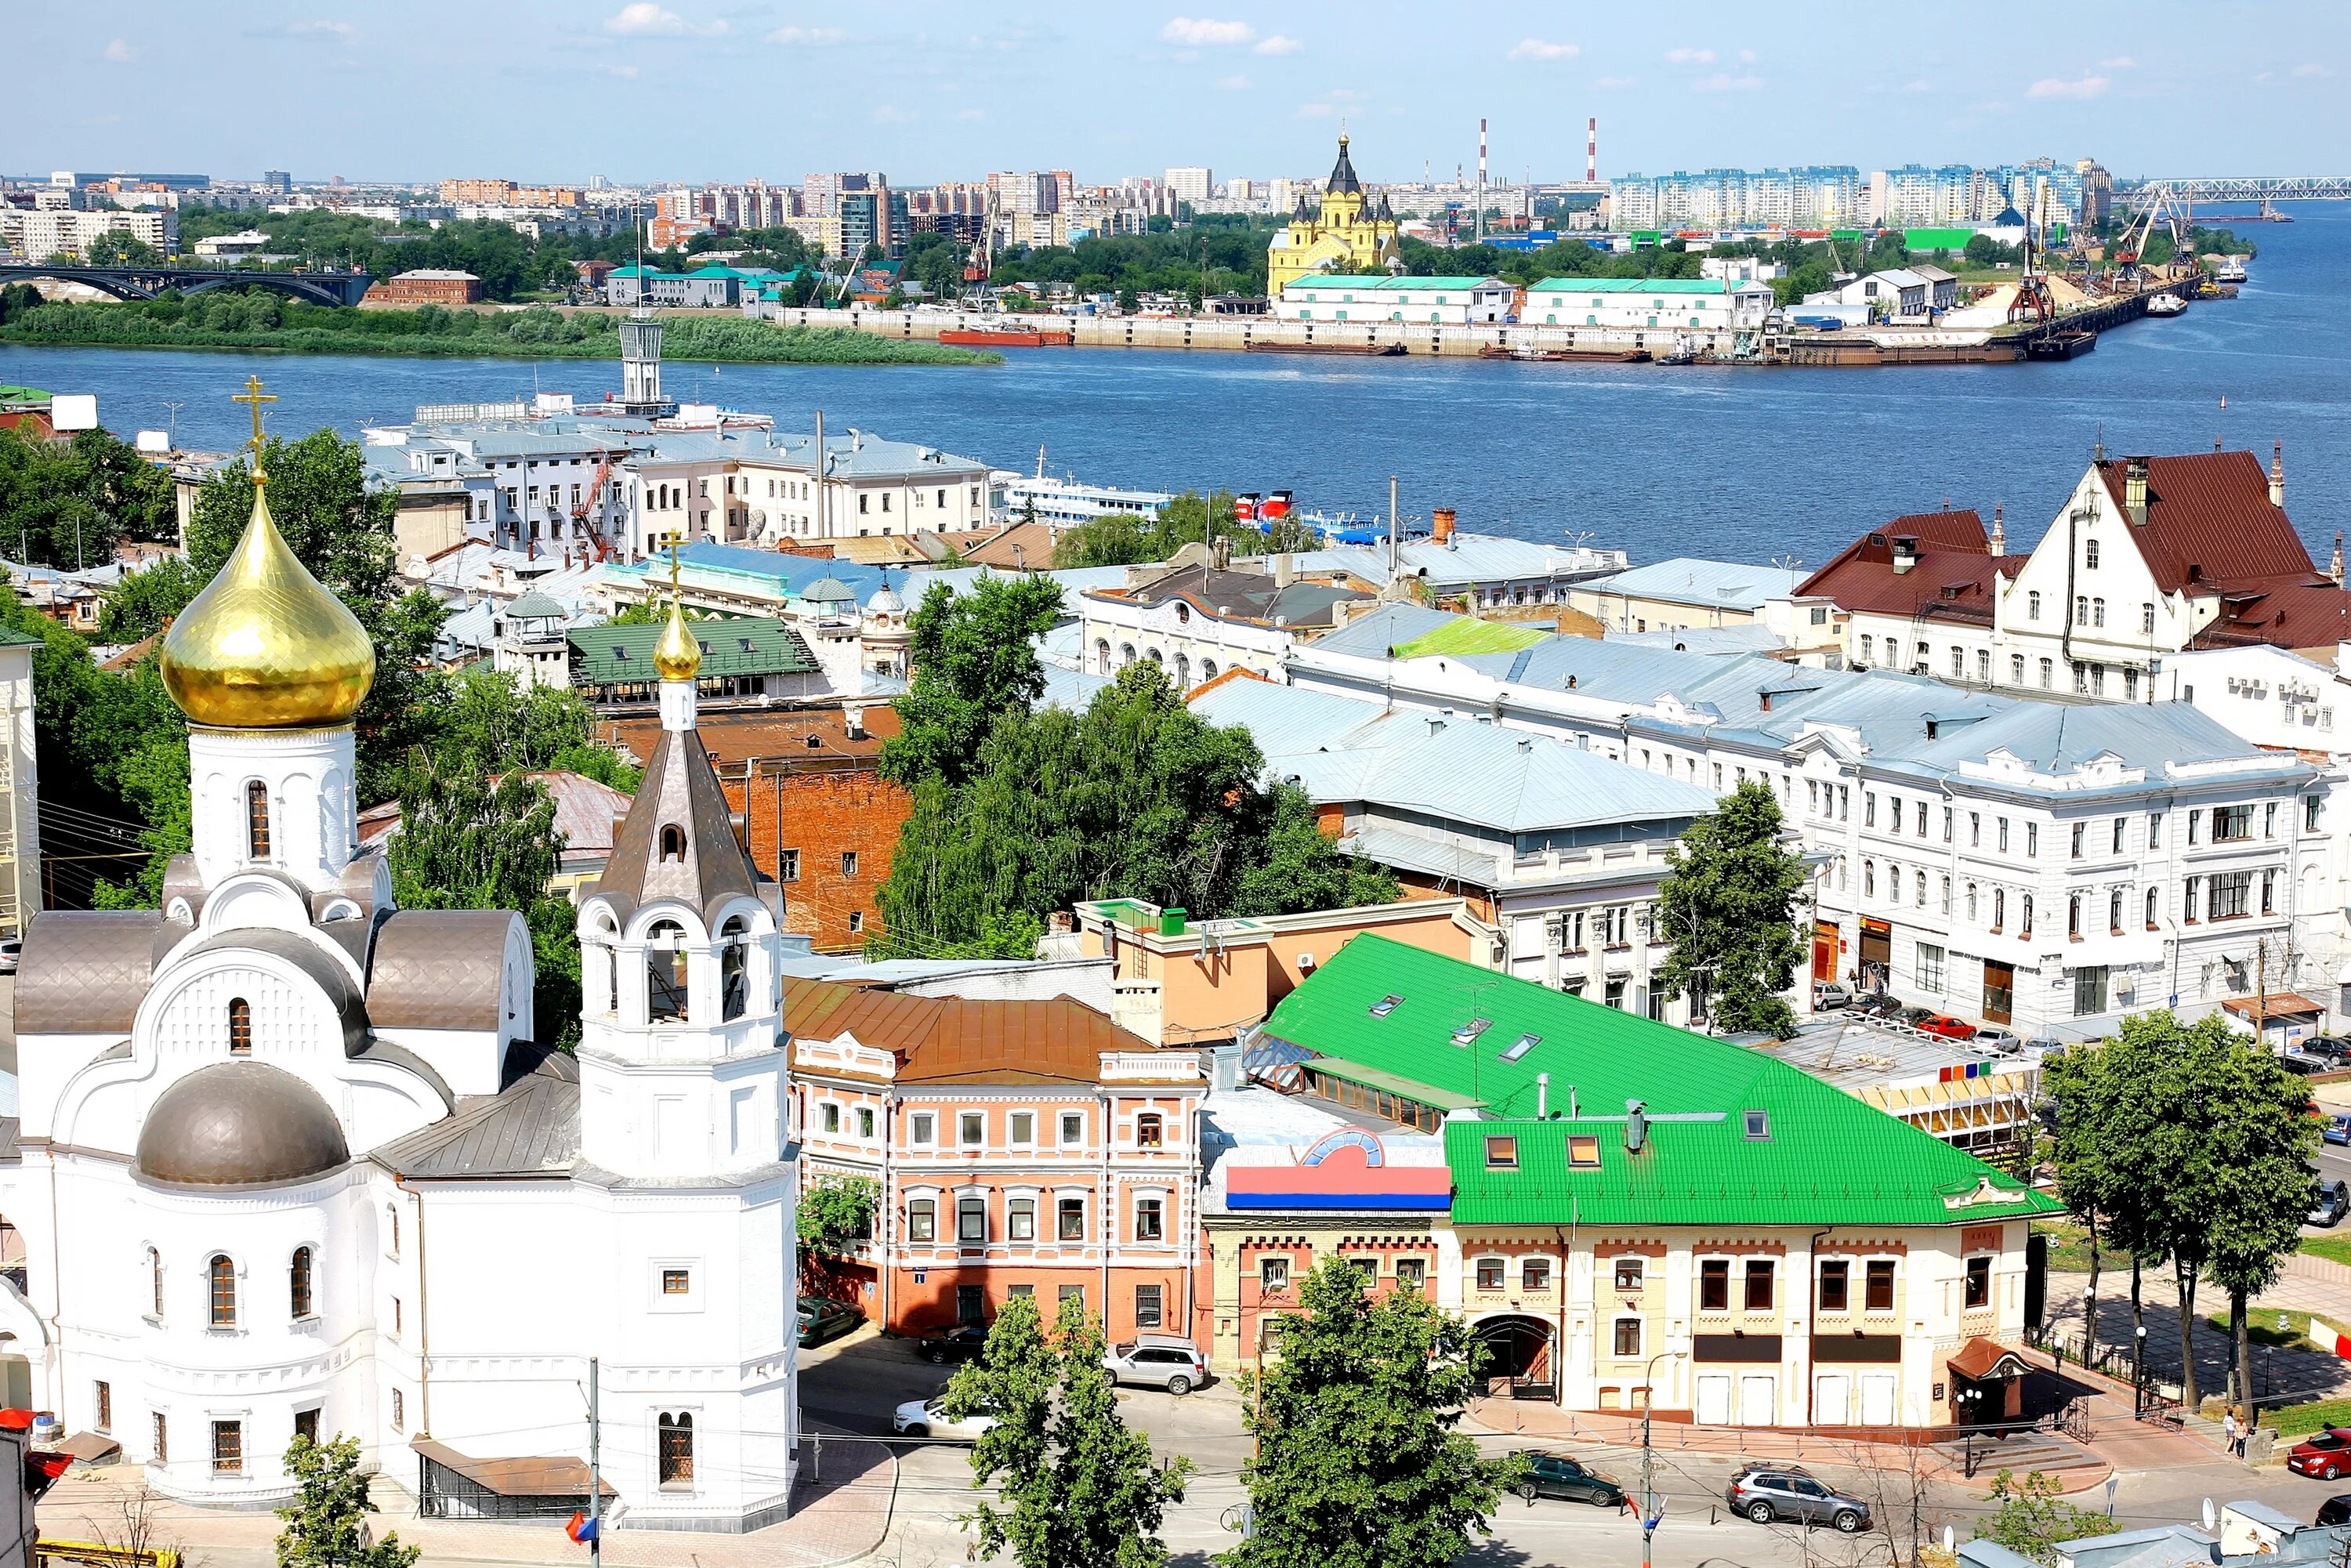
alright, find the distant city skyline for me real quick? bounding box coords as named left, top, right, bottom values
left=16, top=1, right=2348, bottom=186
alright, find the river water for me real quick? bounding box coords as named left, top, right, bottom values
left=5, top=203, right=2346, bottom=570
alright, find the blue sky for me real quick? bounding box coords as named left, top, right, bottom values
left=16, top=2, right=2348, bottom=186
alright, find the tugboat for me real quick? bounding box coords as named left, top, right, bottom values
left=1654, top=333, right=1708, bottom=365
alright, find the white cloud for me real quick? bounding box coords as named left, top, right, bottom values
left=1665, top=46, right=1715, bottom=64
left=1509, top=38, right=1578, bottom=61
left=603, top=5, right=726, bottom=36
left=1297, top=101, right=1335, bottom=118
left=2026, top=74, right=2108, bottom=100
left=1216, top=74, right=1253, bottom=89
left=1903, top=78, right=1931, bottom=92
left=1161, top=16, right=1255, bottom=46
left=1254, top=34, right=1301, bottom=55
left=1738, top=48, right=1756, bottom=62
left=2099, top=55, right=2138, bottom=69
left=766, top=25, right=846, bottom=44
left=591, top=61, right=640, bottom=78
left=1596, top=74, right=1636, bottom=88
left=957, top=107, right=987, bottom=121
left=102, top=38, right=132, bottom=61
left=872, top=103, right=916, bottom=124
left=2293, top=63, right=2334, bottom=78
left=288, top=20, right=357, bottom=39
left=1695, top=71, right=1762, bottom=91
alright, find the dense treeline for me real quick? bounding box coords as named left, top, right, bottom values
left=984, top=215, right=1280, bottom=301
left=0, top=295, right=998, bottom=365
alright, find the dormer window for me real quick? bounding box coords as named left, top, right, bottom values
left=1483, top=1135, right=1518, bottom=1170
left=246, top=781, right=271, bottom=860
left=1567, top=1135, right=1602, bottom=1168
left=659, top=824, right=686, bottom=863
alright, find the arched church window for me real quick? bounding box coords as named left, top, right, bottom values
left=245, top=781, right=271, bottom=860
left=289, top=1247, right=313, bottom=1320
left=647, top=921, right=687, bottom=1022
left=208, top=1255, right=237, bottom=1327
left=659, top=824, right=686, bottom=863
left=658, top=1412, right=694, bottom=1487
left=719, top=916, right=748, bottom=1023
left=148, top=1247, right=162, bottom=1320
left=227, top=998, right=252, bottom=1056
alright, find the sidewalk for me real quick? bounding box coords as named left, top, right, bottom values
left=36, top=1426, right=894, bottom=1568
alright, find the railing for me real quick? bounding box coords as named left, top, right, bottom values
left=1098, top=1051, right=1201, bottom=1082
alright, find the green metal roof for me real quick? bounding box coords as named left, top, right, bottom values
left=1259, top=935, right=2059, bottom=1229
left=1902, top=227, right=1976, bottom=252
left=1392, top=617, right=1552, bottom=657
left=1527, top=277, right=1729, bottom=295
left=567, top=615, right=817, bottom=686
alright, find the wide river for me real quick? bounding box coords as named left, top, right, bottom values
left=5, top=204, right=2346, bottom=570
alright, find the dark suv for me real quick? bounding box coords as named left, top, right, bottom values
left=1726, top=1468, right=1871, bottom=1532
left=914, top=1323, right=990, bottom=1364
left=1513, top=1452, right=1625, bottom=1508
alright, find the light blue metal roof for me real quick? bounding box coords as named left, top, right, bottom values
left=610, top=542, right=889, bottom=600
left=1274, top=534, right=1605, bottom=590
left=1301, top=603, right=1459, bottom=659
left=1581, top=557, right=1804, bottom=612
left=1616, top=625, right=1788, bottom=655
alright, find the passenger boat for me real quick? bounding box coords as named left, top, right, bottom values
left=2212, top=258, right=2249, bottom=283
left=2145, top=292, right=2187, bottom=316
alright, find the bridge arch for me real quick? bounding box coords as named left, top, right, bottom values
left=0, top=264, right=370, bottom=309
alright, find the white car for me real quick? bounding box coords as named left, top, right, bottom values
left=892, top=1396, right=995, bottom=1443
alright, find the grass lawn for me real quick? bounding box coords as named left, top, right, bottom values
left=2203, top=1309, right=2331, bottom=1356
left=2034, top=1219, right=2099, bottom=1273
left=2303, top=1235, right=2351, bottom=1269
left=2268, top=1396, right=2351, bottom=1438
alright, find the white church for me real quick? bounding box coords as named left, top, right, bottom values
left=0, top=440, right=799, bottom=1530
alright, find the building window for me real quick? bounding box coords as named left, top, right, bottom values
left=658, top=824, right=686, bottom=862
left=842, top=850, right=859, bottom=878
left=2210, top=871, right=2252, bottom=921
left=152, top=1412, right=167, bottom=1463
left=1259, top=1256, right=1290, bottom=1292
left=1991, top=888, right=2005, bottom=932
left=1865, top=1260, right=1896, bottom=1312
left=1567, top=1135, right=1601, bottom=1168
left=2068, top=893, right=2083, bottom=939
left=908, top=1199, right=935, bottom=1241
left=1612, top=1316, right=1643, bottom=1357
left=1819, top=1260, right=1849, bottom=1313
left=148, top=1247, right=163, bottom=1319
left=2146, top=887, right=2160, bottom=929
left=1917, top=942, right=1946, bottom=992
left=911, top=1112, right=935, bottom=1145
left=289, top=1247, right=313, bottom=1320
left=2184, top=875, right=2202, bottom=922
left=94, top=1381, right=111, bottom=1433
left=2021, top=893, right=2034, bottom=938
left=295, top=1406, right=320, bottom=1446
left=2039, top=658, right=2053, bottom=690
left=1009, top=1197, right=1034, bottom=1240
left=2027, top=823, right=2039, bottom=857
left=820, top=1103, right=840, bottom=1134
left=1058, top=1198, right=1085, bottom=1241
left=958, top=1197, right=987, bottom=1244
left=1060, top=1112, right=1084, bottom=1145
left=2092, top=597, right=2106, bottom=628
left=2028, top=591, right=2041, bottom=621
left=1699, top=1259, right=1730, bottom=1312
left=1476, top=1256, right=1505, bottom=1291
left=2010, top=653, right=2024, bottom=685
left=208, top=1255, right=236, bottom=1328
left=2266, top=802, right=2279, bottom=839
left=1521, top=1258, right=1552, bottom=1292
left=658, top=1413, right=694, bottom=1489
left=2070, top=822, right=2085, bottom=859
left=1396, top=1258, right=1427, bottom=1288
left=1744, top=1260, right=1775, bottom=1311
left=1136, top=1114, right=1164, bottom=1149
left=212, top=1420, right=242, bottom=1475
left=1484, top=1135, right=1518, bottom=1170
left=1965, top=1255, right=1993, bottom=1309
left=391, top=1389, right=404, bottom=1432
left=1966, top=883, right=1980, bottom=922
left=780, top=848, right=801, bottom=881
left=661, top=1268, right=691, bottom=1296
left=1009, top=1111, right=1033, bottom=1145
left=246, top=781, right=271, bottom=860
left=227, top=998, right=252, bottom=1056
left=2212, top=804, right=2253, bottom=842
left=2309, top=796, right=2325, bottom=834
left=1136, top=1197, right=1164, bottom=1241
left=960, top=1111, right=984, bottom=1146
left=1136, top=1284, right=1165, bottom=1329
left=1614, top=1257, right=1645, bottom=1291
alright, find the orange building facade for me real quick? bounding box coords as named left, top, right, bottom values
left=787, top=979, right=1205, bottom=1341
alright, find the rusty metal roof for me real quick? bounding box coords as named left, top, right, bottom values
left=368, top=910, right=525, bottom=1032
left=412, top=1438, right=614, bottom=1498
left=784, top=978, right=1157, bottom=1085
left=2096, top=451, right=2314, bottom=591
left=15, top=911, right=184, bottom=1034
left=1794, top=511, right=1999, bottom=625
left=370, top=1049, right=579, bottom=1178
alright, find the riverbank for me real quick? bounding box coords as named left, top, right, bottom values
left=0, top=298, right=1002, bottom=367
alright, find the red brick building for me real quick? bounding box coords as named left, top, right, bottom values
left=370, top=269, right=484, bottom=306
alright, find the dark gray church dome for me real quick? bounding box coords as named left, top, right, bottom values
left=136, top=1061, right=350, bottom=1187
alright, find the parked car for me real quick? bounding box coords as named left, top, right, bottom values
left=1854, top=994, right=1903, bottom=1019
left=2313, top=1179, right=2349, bottom=1228
left=1514, top=1451, right=1626, bottom=1508
left=913, top=1323, right=990, bottom=1364
left=797, top=1298, right=863, bottom=1349
left=1916, top=1014, right=1978, bottom=1041
left=2317, top=1494, right=2351, bottom=1526
left=2325, top=1115, right=2351, bottom=1148
left=2284, top=1050, right=2335, bottom=1077
left=1891, top=1005, right=1937, bottom=1029
left=2304, top=1036, right=2351, bottom=1064
left=1726, top=1469, right=1871, bottom=1531
left=891, top=1396, right=995, bottom=1443
left=0, top=939, right=18, bottom=976
left=2286, top=1428, right=2351, bottom=1479
left=1103, top=1335, right=1207, bottom=1395
left=1812, top=982, right=1853, bottom=1011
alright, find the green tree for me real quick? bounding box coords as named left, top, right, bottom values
left=0, top=425, right=176, bottom=568
left=1052, top=490, right=1310, bottom=570
left=797, top=1174, right=879, bottom=1261
left=879, top=573, right=1065, bottom=789
left=1226, top=1258, right=1520, bottom=1568
left=1230, top=784, right=1398, bottom=916
left=1972, top=1470, right=2110, bottom=1566
left=97, top=555, right=203, bottom=641
left=274, top=1432, right=420, bottom=1568
left=87, top=229, right=163, bottom=267
left=945, top=1295, right=1192, bottom=1568
left=1649, top=780, right=1808, bottom=1037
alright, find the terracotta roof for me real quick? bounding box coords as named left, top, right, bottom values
left=959, top=521, right=1059, bottom=571
left=1793, top=512, right=1998, bottom=625
left=1947, top=1337, right=2030, bottom=1382
left=784, top=977, right=1158, bottom=1085
left=2219, top=991, right=2324, bottom=1019
left=2186, top=578, right=2351, bottom=654
left=2095, top=451, right=2310, bottom=592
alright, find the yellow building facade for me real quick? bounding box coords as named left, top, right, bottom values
left=1266, top=135, right=1401, bottom=295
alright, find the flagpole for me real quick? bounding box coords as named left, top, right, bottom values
left=589, top=1356, right=602, bottom=1568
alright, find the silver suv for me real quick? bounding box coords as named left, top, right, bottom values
left=1726, top=1467, right=1871, bottom=1533
left=1103, top=1334, right=1207, bottom=1395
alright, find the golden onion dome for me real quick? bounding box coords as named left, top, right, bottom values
left=653, top=594, right=703, bottom=682
left=160, top=478, right=375, bottom=729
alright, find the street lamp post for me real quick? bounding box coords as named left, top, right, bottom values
left=1639, top=1350, right=1679, bottom=1568
left=2135, top=1324, right=2148, bottom=1418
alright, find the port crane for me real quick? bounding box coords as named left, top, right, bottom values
left=2007, top=186, right=2056, bottom=327
left=2110, top=185, right=2192, bottom=281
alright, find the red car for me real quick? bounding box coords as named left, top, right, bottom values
left=2287, top=1429, right=2351, bottom=1479
left=1917, top=1014, right=1978, bottom=1041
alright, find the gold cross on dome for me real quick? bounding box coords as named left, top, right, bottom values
left=230, top=375, right=276, bottom=471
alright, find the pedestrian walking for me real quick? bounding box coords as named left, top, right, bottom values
left=2234, top=1408, right=2251, bottom=1458
left=2222, top=1408, right=2239, bottom=1458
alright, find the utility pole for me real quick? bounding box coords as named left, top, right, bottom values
left=1639, top=1350, right=1674, bottom=1568
left=587, top=1356, right=602, bottom=1568
left=1388, top=475, right=1400, bottom=578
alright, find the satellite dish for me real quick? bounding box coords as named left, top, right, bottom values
left=1943, top=1526, right=1956, bottom=1555
left=2202, top=1499, right=2217, bottom=1531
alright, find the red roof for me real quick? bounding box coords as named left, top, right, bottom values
left=783, top=978, right=1161, bottom=1085
left=2187, top=578, right=2351, bottom=653
left=2095, top=451, right=2310, bottom=592
left=1794, top=510, right=1999, bottom=625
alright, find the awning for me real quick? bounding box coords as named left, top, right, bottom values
left=2220, top=992, right=2324, bottom=1022
left=58, top=1432, right=121, bottom=1464
left=1947, top=1337, right=2030, bottom=1382
left=412, top=1439, right=617, bottom=1498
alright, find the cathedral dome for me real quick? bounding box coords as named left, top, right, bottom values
left=160, top=480, right=376, bottom=730
left=136, top=1060, right=350, bottom=1187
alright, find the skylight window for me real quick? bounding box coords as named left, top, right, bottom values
left=1498, top=1033, right=1539, bottom=1063
left=1368, top=994, right=1403, bottom=1019
left=1567, top=1135, right=1602, bottom=1168
left=1744, top=1110, right=1771, bottom=1140
left=1484, top=1135, right=1518, bottom=1171
left=1452, top=1018, right=1493, bottom=1046
left=613, top=646, right=630, bottom=661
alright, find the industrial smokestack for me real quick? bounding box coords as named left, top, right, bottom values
left=1587, top=118, right=1598, bottom=183
left=1477, top=118, right=1487, bottom=243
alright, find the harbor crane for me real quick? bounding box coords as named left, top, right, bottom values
left=2007, top=186, right=2056, bottom=327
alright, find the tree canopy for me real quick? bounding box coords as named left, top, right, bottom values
left=1052, top=490, right=1318, bottom=570
left=879, top=573, right=1067, bottom=790
left=1650, top=780, right=1809, bottom=1037
left=0, top=426, right=176, bottom=569
left=274, top=1432, right=420, bottom=1568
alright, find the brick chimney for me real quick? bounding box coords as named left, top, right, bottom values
left=1432, top=506, right=1457, bottom=545
left=2125, top=458, right=2150, bottom=524
left=2272, top=441, right=2286, bottom=509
